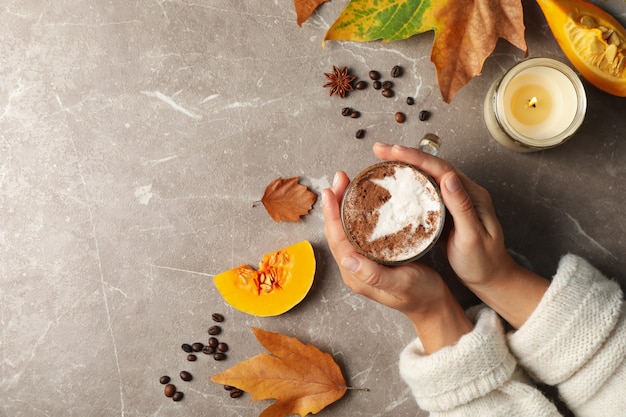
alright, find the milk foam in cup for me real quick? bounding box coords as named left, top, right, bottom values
left=341, top=161, right=445, bottom=265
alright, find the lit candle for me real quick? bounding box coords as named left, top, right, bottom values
left=484, top=58, right=587, bottom=152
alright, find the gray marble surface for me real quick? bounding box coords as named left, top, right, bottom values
left=1, top=1, right=625, bottom=416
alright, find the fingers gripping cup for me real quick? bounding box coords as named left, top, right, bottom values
left=341, top=161, right=446, bottom=265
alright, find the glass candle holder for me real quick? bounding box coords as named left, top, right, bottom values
left=483, top=58, right=587, bottom=152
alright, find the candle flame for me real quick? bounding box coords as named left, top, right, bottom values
left=528, top=97, right=538, bottom=108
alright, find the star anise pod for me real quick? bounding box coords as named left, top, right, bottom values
left=323, top=66, right=355, bottom=98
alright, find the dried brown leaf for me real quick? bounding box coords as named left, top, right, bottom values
left=211, top=328, right=347, bottom=417
left=260, top=177, right=317, bottom=222
left=294, top=0, right=331, bottom=26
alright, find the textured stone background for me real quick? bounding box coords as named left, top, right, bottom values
left=1, top=1, right=624, bottom=416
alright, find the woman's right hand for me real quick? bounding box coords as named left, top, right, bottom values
left=372, top=142, right=517, bottom=287
left=373, top=143, right=550, bottom=328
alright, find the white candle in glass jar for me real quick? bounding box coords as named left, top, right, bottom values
left=484, top=58, right=587, bottom=152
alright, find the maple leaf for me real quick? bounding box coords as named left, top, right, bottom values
left=211, top=328, right=348, bottom=417
left=323, top=0, right=528, bottom=102
left=294, top=0, right=331, bottom=27
left=257, top=177, right=317, bottom=222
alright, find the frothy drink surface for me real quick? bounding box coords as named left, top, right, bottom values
left=342, top=162, right=444, bottom=264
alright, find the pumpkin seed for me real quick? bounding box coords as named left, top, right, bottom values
left=609, top=32, right=621, bottom=46
left=580, top=15, right=596, bottom=28
left=590, top=37, right=606, bottom=54
left=606, top=44, right=618, bottom=64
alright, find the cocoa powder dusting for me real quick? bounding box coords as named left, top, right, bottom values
left=342, top=162, right=444, bottom=264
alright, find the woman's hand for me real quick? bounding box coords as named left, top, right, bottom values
left=372, top=143, right=550, bottom=328
left=322, top=170, right=472, bottom=353
left=372, top=142, right=516, bottom=288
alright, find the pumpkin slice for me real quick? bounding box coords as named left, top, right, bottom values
left=536, top=0, right=626, bottom=96
left=214, top=241, right=316, bottom=317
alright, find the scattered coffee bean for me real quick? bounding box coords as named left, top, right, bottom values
left=350, top=111, right=360, bottom=119
left=217, top=342, right=229, bottom=353
left=406, top=97, right=415, bottom=105
left=191, top=342, right=204, bottom=352
left=355, top=129, right=365, bottom=139
left=372, top=80, right=382, bottom=90
left=382, top=89, right=394, bottom=98
left=214, top=352, right=227, bottom=361
left=355, top=80, right=368, bottom=90
left=382, top=80, right=393, bottom=90
left=180, top=371, right=193, bottom=382
left=230, top=389, right=244, bottom=399
left=395, top=112, right=406, bottom=123
left=391, top=65, right=403, bottom=78
left=211, top=313, right=225, bottom=322
left=202, top=345, right=215, bottom=355
left=187, top=354, right=197, bottom=362
left=224, top=385, right=236, bottom=391
left=181, top=343, right=193, bottom=353
left=160, top=375, right=171, bottom=385
left=341, top=107, right=352, bottom=117
left=368, top=70, right=381, bottom=80
left=172, top=391, right=184, bottom=402
left=419, top=110, right=431, bottom=121
left=164, top=384, right=176, bottom=398
left=208, top=337, right=219, bottom=348
left=208, top=325, right=221, bottom=335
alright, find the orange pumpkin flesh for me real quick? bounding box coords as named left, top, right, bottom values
left=536, top=0, right=626, bottom=96
left=214, top=240, right=316, bottom=317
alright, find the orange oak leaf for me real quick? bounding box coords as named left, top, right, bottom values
left=211, top=328, right=348, bottom=417
left=258, top=177, right=317, bottom=222
left=324, top=0, right=528, bottom=102
left=294, top=0, right=331, bottom=27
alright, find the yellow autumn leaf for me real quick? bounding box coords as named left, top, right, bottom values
left=324, top=0, right=528, bottom=102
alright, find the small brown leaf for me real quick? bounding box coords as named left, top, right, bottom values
left=259, top=177, right=317, bottom=222
left=294, top=0, right=331, bottom=27
left=211, top=328, right=347, bottom=417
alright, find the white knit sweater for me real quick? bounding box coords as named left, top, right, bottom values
left=399, top=254, right=626, bottom=416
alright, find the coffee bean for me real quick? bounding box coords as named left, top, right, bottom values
left=341, top=107, right=352, bottom=117
left=172, top=391, right=184, bottom=402
left=180, top=371, right=193, bottom=382
left=382, top=89, right=394, bottom=98
left=355, top=129, right=365, bottom=139
left=372, top=80, right=382, bottom=90
left=202, top=345, right=215, bottom=355
left=208, top=325, right=221, bottom=335
left=355, top=80, right=367, bottom=90
left=350, top=111, right=360, bottom=119
left=406, top=97, right=415, bottom=105
left=391, top=65, right=403, bottom=78
left=419, top=110, right=431, bottom=121
left=217, top=342, right=229, bottom=353
left=181, top=343, right=193, bottom=353
left=224, top=385, right=236, bottom=391
left=187, top=354, right=197, bottom=362
left=164, top=384, right=176, bottom=398
left=230, top=389, right=244, bottom=399
left=395, top=112, right=406, bottom=123
left=382, top=80, right=393, bottom=90
left=214, top=352, right=227, bottom=361
left=159, top=375, right=171, bottom=385
left=208, top=337, right=219, bottom=348
left=211, top=313, right=224, bottom=322
left=368, top=70, right=381, bottom=80
left=191, top=342, right=204, bottom=352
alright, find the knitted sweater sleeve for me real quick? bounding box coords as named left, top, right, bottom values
left=398, top=307, right=562, bottom=416
left=507, top=254, right=626, bottom=416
